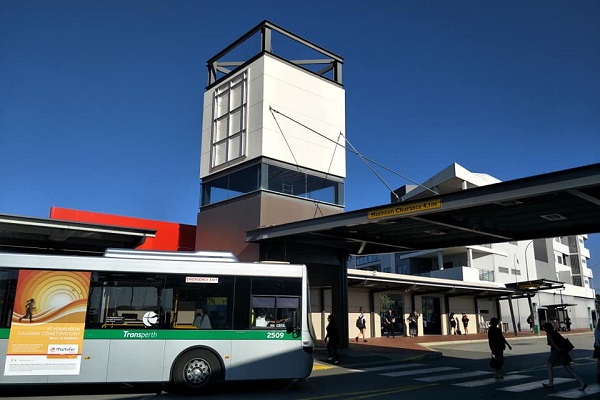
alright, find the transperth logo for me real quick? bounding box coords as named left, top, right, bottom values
left=142, top=311, right=158, bottom=327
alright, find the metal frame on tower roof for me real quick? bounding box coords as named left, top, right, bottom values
left=206, top=20, right=343, bottom=88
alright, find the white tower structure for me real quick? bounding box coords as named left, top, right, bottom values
left=196, top=21, right=346, bottom=261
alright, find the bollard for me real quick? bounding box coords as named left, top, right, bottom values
left=534, top=324, right=540, bottom=335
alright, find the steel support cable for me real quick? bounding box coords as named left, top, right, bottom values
left=269, top=107, right=325, bottom=217
left=269, top=107, right=438, bottom=197
left=269, top=107, right=301, bottom=171
left=343, top=133, right=399, bottom=201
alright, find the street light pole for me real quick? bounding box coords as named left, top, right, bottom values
left=524, top=240, right=536, bottom=333
left=514, top=254, right=521, bottom=331
left=524, top=240, right=534, bottom=282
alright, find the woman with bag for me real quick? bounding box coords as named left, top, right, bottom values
left=488, top=317, right=512, bottom=379
left=407, top=311, right=419, bottom=337
left=355, top=307, right=367, bottom=343
left=593, top=323, right=600, bottom=383
left=542, top=322, right=587, bottom=391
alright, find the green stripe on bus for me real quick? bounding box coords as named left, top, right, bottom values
left=84, top=329, right=299, bottom=340
left=0, top=328, right=299, bottom=341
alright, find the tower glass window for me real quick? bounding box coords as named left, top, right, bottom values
left=211, top=72, right=247, bottom=167
left=201, top=161, right=343, bottom=207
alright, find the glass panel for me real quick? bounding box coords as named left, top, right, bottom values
left=0, top=269, right=18, bottom=328
left=277, top=297, right=299, bottom=308
left=267, top=165, right=305, bottom=196
left=228, top=165, right=259, bottom=195
left=251, top=296, right=276, bottom=327
left=201, top=165, right=260, bottom=206
left=230, top=84, right=243, bottom=109
left=87, top=272, right=164, bottom=329
left=207, top=185, right=228, bottom=204
left=215, top=116, right=228, bottom=142
left=214, top=141, right=227, bottom=165
left=228, top=134, right=242, bottom=160
left=307, top=175, right=336, bottom=203
left=252, top=296, right=276, bottom=308
left=229, top=109, right=242, bottom=133
left=172, top=275, right=234, bottom=330
left=216, top=91, right=229, bottom=117
left=252, top=277, right=302, bottom=296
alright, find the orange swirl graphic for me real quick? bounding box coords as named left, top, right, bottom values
left=13, top=270, right=90, bottom=323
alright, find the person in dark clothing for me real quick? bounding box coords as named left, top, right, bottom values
left=542, top=322, right=586, bottom=391
left=461, top=313, right=469, bottom=334
left=19, top=298, right=35, bottom=323
left=407, top=311, right=419, bottom=337
left=527, top=314, right=534, bottom=332
left=324, top=314, right=340, bottom=364
left=593, top=323, right=600, bottom=384
left=384, top=309, right=396, bottom=338
left=488, top=317, right=512, bottom=379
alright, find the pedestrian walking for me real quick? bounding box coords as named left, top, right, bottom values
left=324, top=314, right=340, bottom=364
left=541, top=322, right=586, bottom=391
left=488, top=317, right=512, bottom=379
left=593, top=323, right=600, bottom=384
left=461, top=313, right=469, bottom=335
left=355, top=307, right=367, bottom=342
left=527, top=314, right=534, bottom=332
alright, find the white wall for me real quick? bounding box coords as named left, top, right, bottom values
left=201, top=54, right=346, bottom=179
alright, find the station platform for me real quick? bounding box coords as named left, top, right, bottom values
left=313, top=328, right=591, bottom=367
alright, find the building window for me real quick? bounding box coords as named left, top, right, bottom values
left=356, top=255, right=381, bottom=266
left=201, top=164, right=260, bottom=205
left=498, top=267, right=509, bottom=274
left=478, top=269, right=495, bottom=282
left=211, top=72, right=247, bottom=168
left=201, top=161, right=344, bottom=207
left=510, top=268, right=521, bottom=276
left=264, top=163, right=343, bottom=205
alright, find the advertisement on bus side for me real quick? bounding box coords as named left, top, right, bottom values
left=3, top=270, right=91, bottom=376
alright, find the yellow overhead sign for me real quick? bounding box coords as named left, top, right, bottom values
left=367, top=199, right=442, bottom=220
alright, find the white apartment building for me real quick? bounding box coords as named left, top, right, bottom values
left=349, top=163, right=595, bottom=334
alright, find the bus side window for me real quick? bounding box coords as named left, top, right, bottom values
left=0, top=268, right=18, bottom=328
left=251, top=296, right=275, bottom=328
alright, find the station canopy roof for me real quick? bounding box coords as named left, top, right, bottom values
left=248, top=163, right=600, bottom=255
left=501, top=279, right=565, bottom=300
left=541, top=303, right=577, bottom=310
left=348, top=269, right=514, bottom=297
left=0, top=214, right=156, bottom=254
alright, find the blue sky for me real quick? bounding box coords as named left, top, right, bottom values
left=1, top=1, right=599, bottom=279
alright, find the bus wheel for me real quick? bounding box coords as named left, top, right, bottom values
left=172, top=350, right=222, bottom=392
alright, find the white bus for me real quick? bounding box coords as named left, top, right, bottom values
left=0, top=249, right=315, bottom=393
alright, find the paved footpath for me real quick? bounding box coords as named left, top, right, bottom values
left=313, top=328, right=591, bottom=368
